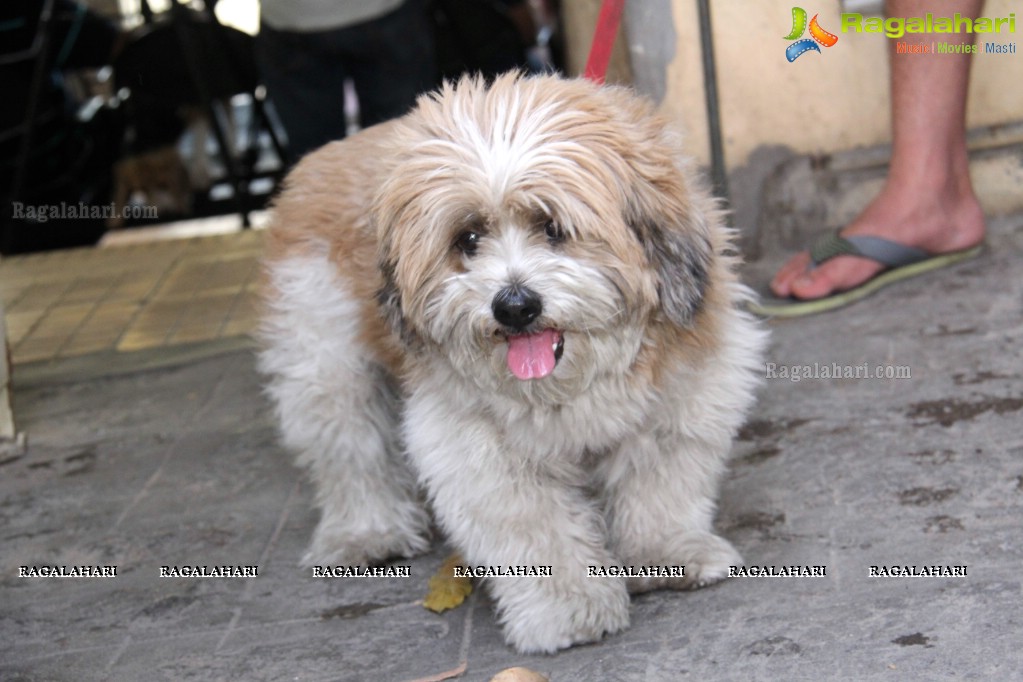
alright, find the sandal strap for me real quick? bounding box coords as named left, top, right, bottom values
left=810, top=232, right=930, bottom=268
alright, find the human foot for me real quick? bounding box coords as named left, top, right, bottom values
left=770, top=185, right=985, bottom=300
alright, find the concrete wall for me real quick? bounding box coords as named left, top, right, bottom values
left=562, top=0, right=1023, bottom=246
left=565, top=0, right=1023, bottom=161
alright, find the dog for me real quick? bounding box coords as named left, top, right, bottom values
left=258, top=73, right=767, bottom=654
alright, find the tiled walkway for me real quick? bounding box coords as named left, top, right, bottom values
left=0, top=229, right=263, bottom=364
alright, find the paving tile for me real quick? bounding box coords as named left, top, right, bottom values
left=221, top=299, right=259, bottom=338
left=80, top=301, right=142, bottom=326
left=153, top=262, right=214, bottom=300
left=29, top=303, right=94, bottom=331
left=13, top=336, right=67, bottom=363
left=61, top=334, right=123, bottom=358
left=105, top=273, right=166, bottom=304
left=116, top=330, right=170, bottom=352
left=4, top=309, right=45, bottom=346
left=202, top=259, right=257, bottom=293
left=1, top=228, right=266, bottom=364
left=0, top=282, right=30, bottom=306
left=58, top=277, right=116, bottom=305
left=6, top=281, right=71, bottom=314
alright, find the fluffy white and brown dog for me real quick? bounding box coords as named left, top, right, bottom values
left=258, top=73, right=767, bottom=653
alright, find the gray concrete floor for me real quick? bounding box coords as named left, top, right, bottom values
left=2, top=215, right=1022, bottom=681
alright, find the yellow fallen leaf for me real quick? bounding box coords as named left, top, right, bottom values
left=422, top=553, right=472, bottom=613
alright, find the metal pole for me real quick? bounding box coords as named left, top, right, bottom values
left=695, top=0, right=730, bottom=210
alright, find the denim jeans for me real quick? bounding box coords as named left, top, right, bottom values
left=255, top=0, right=435, bottom=164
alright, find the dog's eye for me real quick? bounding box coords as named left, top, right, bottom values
left=544, top=220, right=565, bottom=245
left=455, top=230, right=480, bottom=256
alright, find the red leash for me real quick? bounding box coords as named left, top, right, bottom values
left=583, top=0, right=626, bottom=84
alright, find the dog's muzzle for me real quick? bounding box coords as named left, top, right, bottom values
left=492, top=285, right=564, bottom=381
left=492, top=284, right=542, bottom=330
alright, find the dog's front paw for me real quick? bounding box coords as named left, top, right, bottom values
left=626, top=531, right=742, bottom=593
left=302, top=531, right=428, bottom=568
left=302, top=507, right=430, bottom=567
left=497, top=576, right=630, bottom=654
left=675, top=531, right=741, bottom=590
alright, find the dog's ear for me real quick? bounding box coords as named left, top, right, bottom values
left=376, top=255, right=421, bottom=348
left=601, top=89, right=715, bottom=327
left=627, top=197, right=713, bottom=328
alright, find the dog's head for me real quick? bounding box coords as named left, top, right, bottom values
left=374, top=73, right=716, bottom=396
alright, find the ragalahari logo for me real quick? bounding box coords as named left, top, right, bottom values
left=785, top=7, right=839, bottom=61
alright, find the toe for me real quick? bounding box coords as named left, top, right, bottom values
left=770, top=251, right=813, bottom=297
left=789, top=255, right=885, bottom=300
left=789, top=267, right=837, bottom=300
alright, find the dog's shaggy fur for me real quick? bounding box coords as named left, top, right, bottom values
left=258, top=73, right=767, bottom=653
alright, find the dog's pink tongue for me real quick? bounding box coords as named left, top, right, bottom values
left=506, top=329, right=559, bottom=380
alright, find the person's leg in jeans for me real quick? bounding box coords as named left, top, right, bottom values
left=255, top=24, right=349, bottom=164
left=344, top=0, right=436, bottom=129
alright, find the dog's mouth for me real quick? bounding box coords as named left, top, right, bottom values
left=504, top=328, right=564, bottom=381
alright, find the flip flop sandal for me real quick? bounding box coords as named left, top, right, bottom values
left=748, top=232, right=984, bottom=318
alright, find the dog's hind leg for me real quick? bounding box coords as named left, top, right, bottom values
left=259, top=250, right=430, bottom=566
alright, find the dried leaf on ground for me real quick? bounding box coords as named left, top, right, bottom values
left=422, top=553, right=472, bottom=613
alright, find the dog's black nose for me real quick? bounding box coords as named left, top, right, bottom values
left=492, top=285, right=543, bottom=330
